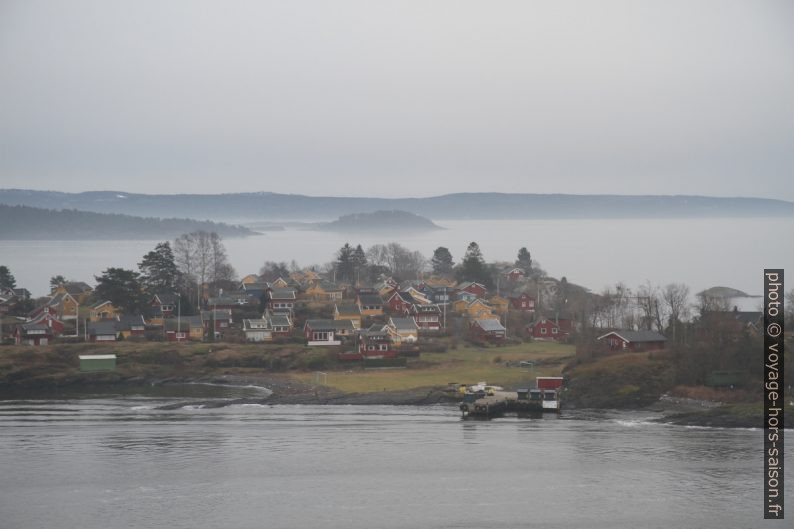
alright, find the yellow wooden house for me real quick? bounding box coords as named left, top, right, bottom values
left=53, top=282, right=93, bottom=304
left=488, top=295, right=510, bottom=315
left=241, top=274, right=259, bottom=285
left=453, top=298, right=494, bottom=319
left=334, top=303, right=362, bottom=329
left=89, top=300, right=119, bottom=322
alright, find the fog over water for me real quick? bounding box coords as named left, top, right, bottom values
left=2, top=217, right=791, bottom=299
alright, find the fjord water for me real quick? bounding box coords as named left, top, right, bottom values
left=0, top=396, right=789, bottom=529
left=3, top=217, right=794, bottom=298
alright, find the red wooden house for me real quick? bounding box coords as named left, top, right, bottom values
left=410, top=304, right=442, bottom=329
left=526, top=317, right=570, bottom=341
left=469, top=318, right=506, bottom=341
left=358, top=327, right=398, bottom=359
left=151, top=293, right=179, bottom=318
left=505, top=268, right=525, bottom=281
left=386, top=291, right=417, bottom=315
left=597, top=330, right=667, bottom=352
left=14, top=312, right=64, bottom=345
left=509, top=293, right=536, bottom=312
left=458, top=282, right=488, bottom=298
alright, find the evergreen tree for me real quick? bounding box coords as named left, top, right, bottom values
left=457, top=242, right=491, bottom=286
left=0, top=266, right=16, bottom=289
left=352, top=245, right=367, bottom=284
left=49, top=275, right=66, bottom=291
left=335, top=243, right=355, bottom=282
left=138, top=242, right=179, bottom=293
left=431, top=247, right=454, bottom=276
left=515, top=247, right=532, bottom=272
left=94, top=268, right=144, bottom=314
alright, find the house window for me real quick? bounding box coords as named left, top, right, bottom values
left=541, top=327, right=547, bottom=334
left=552, top=328, right=558, bottom=334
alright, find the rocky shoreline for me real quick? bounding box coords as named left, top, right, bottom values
left=1, top=373, right=787, bottom=428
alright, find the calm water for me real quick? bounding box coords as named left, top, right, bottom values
left=0, top=394, right=790, bottom=529
left=2, top=217, right=793, bottom=298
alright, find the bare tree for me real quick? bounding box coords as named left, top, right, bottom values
left=636, top=281, right=663, bottom=331
left=661, top=283, right=691, bottom=342
left=209, top=232, right=236, bottom=288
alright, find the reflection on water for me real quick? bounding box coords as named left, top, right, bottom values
left=0, top=397, right=789, bottom=529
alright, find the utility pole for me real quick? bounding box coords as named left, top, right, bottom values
left=177, top=297, right=181, bottom=342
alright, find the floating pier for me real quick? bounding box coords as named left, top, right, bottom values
left=459, top=388, right=561, bottom=418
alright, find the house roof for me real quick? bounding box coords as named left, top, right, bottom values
left=357, top=294, right=383, bottom=306
left=458, top=281, right=486, bottom=291
left=153, top=293, right=178, bottom=305
left=243, top=318, right=270, bottom=330
left=474, top=319, right=506, bottom=332
left=201, top=309, right=232, bottom=321
left=60, top=281, right=92, bottom=295
left=90, top=300, right=113, bottom=310
left=268, top=313, right=292, bottom=327
left=335, top=303, right=361, bottom=316
left=413, top=304, right=440, bottom=313
left=597, top=329, right=667, bottom=343
left=87, top=321, right=119, bottom=336
left=117, top=314, right=146, bottom=329
left=305, top=319, right=355, bottom=332
left=389, top=317, right=418, bottom=332
left=21, top=322, right=51, bottom=332
left=269, top=289, right=296, bottom=300
left=243, top=282, right=270, bottom=291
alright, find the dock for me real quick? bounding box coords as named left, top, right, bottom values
left=459, top=388, right=561, bottom=418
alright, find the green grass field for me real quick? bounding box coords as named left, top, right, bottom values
left=292, top=341, right=575, bottom=393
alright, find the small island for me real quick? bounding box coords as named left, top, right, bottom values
left=317, top=210, right=443, bottom=233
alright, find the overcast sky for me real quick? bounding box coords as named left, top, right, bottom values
left=1, top=0, right=792, bottom=199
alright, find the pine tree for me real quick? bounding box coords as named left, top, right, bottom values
left=94, top=267, right=144, bottom=314
left=458, top=242, right=490, bottom=286
left=336, top=243, right=355, bottom=283
left=431, top=247, right=454, bottom=276
left=49, top=275, right=66, bottom=291
left=352, top=244, right=367, bottom=284
left=515, top=247, right=532, bottom=272
left=138, top=242, right=179, bottom=293
left=0, top=266, right=16, bottom=289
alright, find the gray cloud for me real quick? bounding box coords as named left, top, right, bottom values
left=1, top=0, right=792, bottom=198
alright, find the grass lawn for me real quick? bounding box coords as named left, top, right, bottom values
left=292, top=340, right=575, bottom=393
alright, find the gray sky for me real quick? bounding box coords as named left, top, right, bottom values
left=1, top=0, right=792, bottom=199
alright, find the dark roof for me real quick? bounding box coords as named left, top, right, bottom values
left=117, top=314, right=146, bottom=329
left=397, top=292, right=418, bottom=304
left=305, top=319, right=355, bottom=332
left=357, top=294, right=383, bottom=306
left=201, top=309, right=232, bottom=321
left=62, top=281, right=92, bottom=295
left=243, top=282, right=270, bottom=291
left=269, top=289, right=296, bottom=300
left=87, top=321, right=119, bottom=336
left=335, top=304, right=361, bottom=315
left=268, top=313, right=292, bottom=327
left=154, top=293, right=178, bottom=305
left=598, top=329, right=667, bottom=343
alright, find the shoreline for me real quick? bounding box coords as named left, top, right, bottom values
left=2, top=374, right=786, bottom=428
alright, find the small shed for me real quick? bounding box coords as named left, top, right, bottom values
left=79, top=354, right=117, bottom=372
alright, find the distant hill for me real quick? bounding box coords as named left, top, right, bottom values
left=318, top=210, right=443, bottom=232
left=697, top=286, right=751, bottom=298
left=2, top=189, right=794, bottom=222
left=0, top=204, right=255, bottom=240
